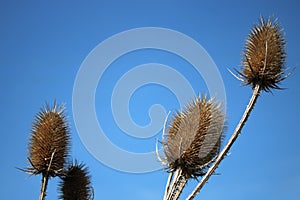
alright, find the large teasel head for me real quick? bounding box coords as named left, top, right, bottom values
left=27, top=102, right=70, bottom=177
left=160, top=95, right=226, bottom=178
left=59, top=161, right=93, bottom=200
left=237, top=17, right=287, bottom=92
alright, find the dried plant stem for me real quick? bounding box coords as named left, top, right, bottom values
left=39, top=150, right=56, bottom=200
left=186, top=84, right=261, bottom=200
left=165, top=170, right=179, bottom=200
left=163, top=172, right=173, bottom=199
left=165, top=169, right=187, bottom=200
left=39, top=174, right=49, bottom=200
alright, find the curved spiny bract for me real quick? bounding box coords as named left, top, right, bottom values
left=28, top=102, right=71, bottom=177
left=163, top=95, right=226, bottom=179
left=59, top=162, right=93, bottom=200
left=239, top=17, right=287, bottom=92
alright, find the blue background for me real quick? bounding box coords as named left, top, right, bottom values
left=1, top=1, right=300, bottom=199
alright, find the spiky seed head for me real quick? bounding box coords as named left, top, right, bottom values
left=238, top=17, right=286, bottom=92
left=27, top=101, right=70, bottom=177
left=163, top=95, right=226, bottom=178
left=59, top=162, right=93, bottom=200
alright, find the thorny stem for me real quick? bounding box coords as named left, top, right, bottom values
left=186, top=84, right=261, bottom=200
left=39, top=150, right=56, bottom=200
left=165, top=168, right=187, bottom=200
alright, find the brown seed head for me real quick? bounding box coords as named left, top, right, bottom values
left=162, top=96, right=226, bottom=178
left=239, top=17, right=287, bottom=92
left=27, top=102, right=70, bottom=177
left=59, top=162, right=93, bottom=200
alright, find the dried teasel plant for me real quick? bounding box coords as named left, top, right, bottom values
left=237, top=17, right=287, bottom=92
left=187, top=17, right=291, bottom=199
left=25, top=101, right=71, bottom=200
left=157, top=95, right=226, bottom=200
left=59, top=161, right=93, bottom=200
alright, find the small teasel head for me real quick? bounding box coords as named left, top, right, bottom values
left=237, top=17, right=288, bottom=92
left=27, top=101, right=71, bottom=177
left=59, top=161, right=93, bottom=200
left=161, top=95, right=226, bottom=178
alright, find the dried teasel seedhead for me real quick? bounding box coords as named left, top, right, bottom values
left=27, top=101, right=70, bottom=177
left=162, top=95, right=226, bottom=178
left=59, top=161, right=93, bottom=200
left=238, top=17, right=287, bottom=92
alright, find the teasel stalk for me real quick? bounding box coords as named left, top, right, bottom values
left=25, top=102, right=71, bottom=200
left=59, top=161, right=93, bottom=200
left=187, top=17, right=291, bottom=199
left=157, top=95, right=226, bottom=200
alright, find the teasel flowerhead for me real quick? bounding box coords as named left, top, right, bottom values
left=27, top=101, right=71, bottom=177
left=237, top=17, right=288, bottom=92
left=59, top=161, right=93, bottom=200
left=160, top=95, right=226, bottom=178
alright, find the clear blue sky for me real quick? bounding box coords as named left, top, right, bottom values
left=1, top=1, right=300, bottom=199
